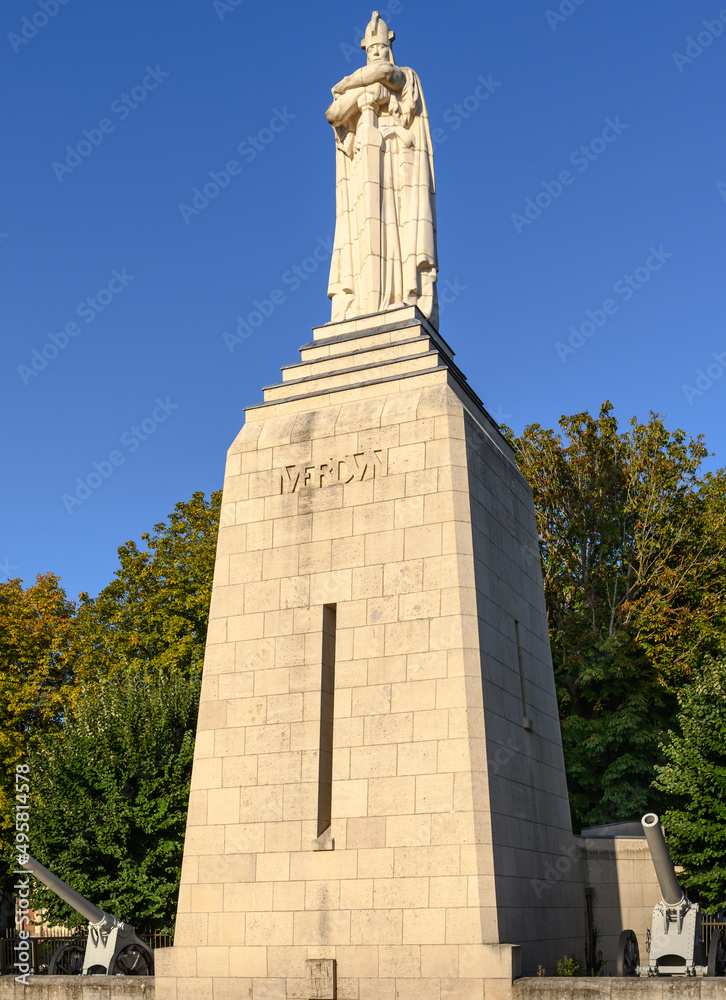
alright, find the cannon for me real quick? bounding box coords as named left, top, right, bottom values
left=616, top=813, right=725, bottom=977
left=21, top=855, right=153, bottom=975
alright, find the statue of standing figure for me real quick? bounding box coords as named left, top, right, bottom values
left=325, top=11, right=439, bottom=327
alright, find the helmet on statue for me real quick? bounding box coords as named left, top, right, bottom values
left=361, top=11, right=396, bottom=62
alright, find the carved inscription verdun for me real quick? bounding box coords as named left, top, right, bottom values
left=280, top=449, right=387, bottom=493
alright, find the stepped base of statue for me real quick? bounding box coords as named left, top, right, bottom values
left=155, top=305, right=585, bottom=1000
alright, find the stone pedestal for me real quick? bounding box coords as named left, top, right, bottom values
left=155, top=307, right=585, bottom=1000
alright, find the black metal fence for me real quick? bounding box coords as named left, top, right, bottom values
left=3, top=919, right=724, bottom=977
left=701, top=915, right=726, bottom=953
left=0, top=926, right=172, bottom=975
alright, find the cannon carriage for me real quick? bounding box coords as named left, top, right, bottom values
left=21, top=855, right=153, bottom=976
left=617, top=813, right=725, bottom=977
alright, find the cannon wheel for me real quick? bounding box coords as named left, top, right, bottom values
left=112, top=943, right=153, bottom=975
left=616, top=930, right=639, bottom=976
left=49, top=942, right=85, bottom=975
left=708, top=928, right=726, bottom=977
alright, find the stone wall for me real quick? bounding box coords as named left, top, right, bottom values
left=577, top=837, right=661, bottom=976
left=514, top=978, right=726, bottom=999
left=0, top=977, right=153, bottom=1000
left=5, top=971, right=725, bottom=1000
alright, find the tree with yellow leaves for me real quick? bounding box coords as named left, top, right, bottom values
left=0, top=573, right=76, bottom=927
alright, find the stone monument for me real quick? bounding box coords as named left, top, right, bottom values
left=156, top=13, right=589, bottom=1000
left=325, top=11, right=438, bottom=327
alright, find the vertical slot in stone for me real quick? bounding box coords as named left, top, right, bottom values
left=317, top=604, right=337, bottom=839
left=515, top=619, right=533, bottom=731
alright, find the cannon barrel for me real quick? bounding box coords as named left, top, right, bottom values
left=21, top=855, right=106, bottom=925
left=641, top=813, right=683, bottom=907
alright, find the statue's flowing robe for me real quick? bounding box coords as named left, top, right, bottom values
left=327, top=66, right=438, bottom=325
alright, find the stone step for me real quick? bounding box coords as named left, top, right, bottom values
left=302, top=306, right=454, bottom=362
left=246, top=364, right=448, bottom=419
left=300, top=323, right=428, bottom=362
left=282, top=336, right=433, bottom=381
left=311, top=303, right=430, bottom=343
left=262, top=350, right=441, bottom=402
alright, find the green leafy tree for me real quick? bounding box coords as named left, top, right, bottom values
left=653, top=656, right=726, bottom=910
left=1, top=492, right=220, bottom=930
left=71, top=491, right=221, bottom=682
left=505, top=403, right=726, bottom=828
left=27, top=666, right=200, bottom=932
left=0, top=574, right=76, bottom=927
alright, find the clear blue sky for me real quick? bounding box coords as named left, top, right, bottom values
left=2, top=0, right=725, bottom=601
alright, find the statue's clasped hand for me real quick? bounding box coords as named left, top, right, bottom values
left=380, top=125, right=415, bottom=148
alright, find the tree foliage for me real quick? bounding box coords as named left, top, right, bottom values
left=505, top=402, right=726, bottom=828
left=0, top=574, right=76, bottom=922
left=1, top=492, right=220, bottom=930
left=27, top=666, right=200, bottom=933
left=70, top=491, right=222, bottom=682
left=653, top=656, right=726, bottom=911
